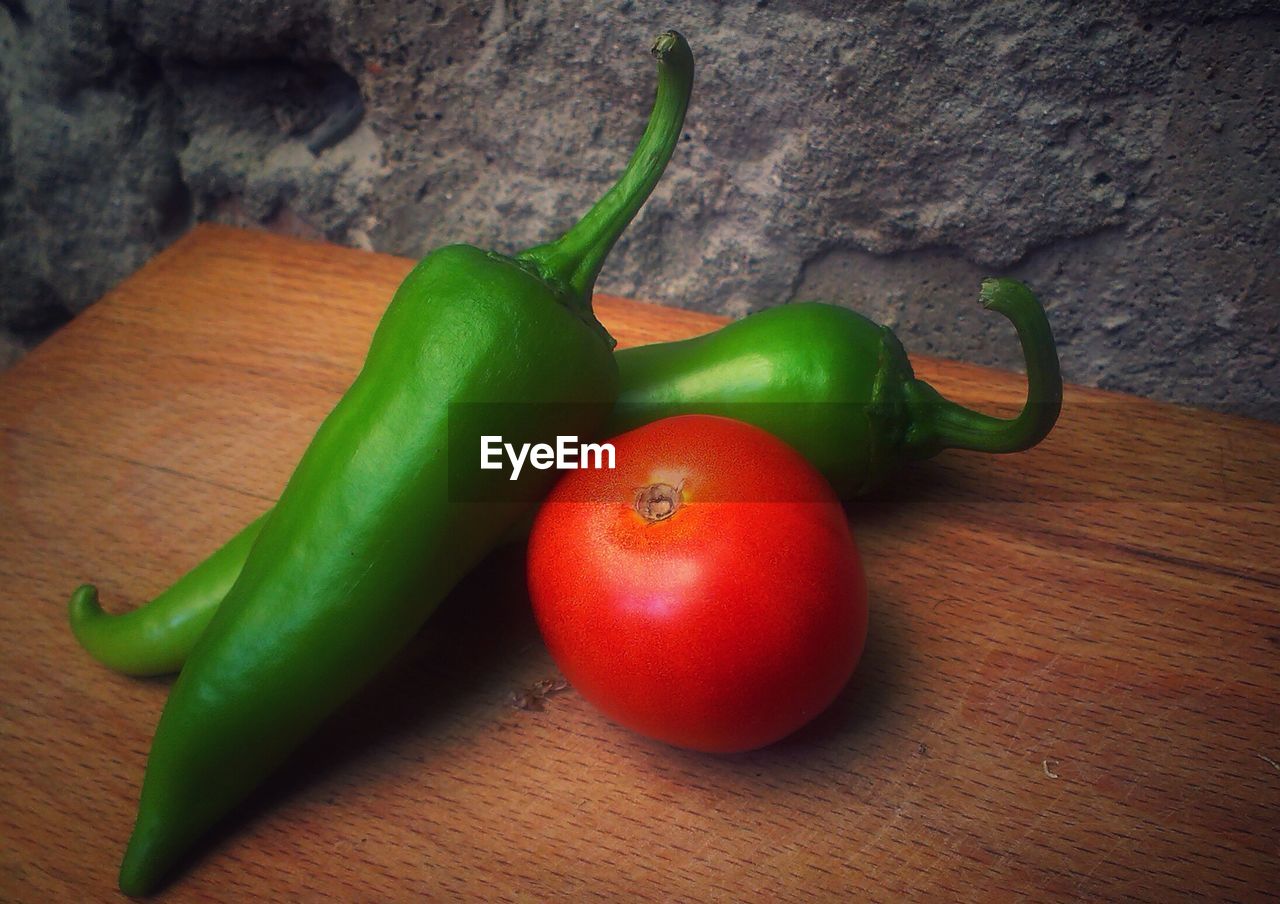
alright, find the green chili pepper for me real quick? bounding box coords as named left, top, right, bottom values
left=71, top=279, right=1059, bottom=680
left=104, top=31, right=693, bottom=896
left=612, top=277, right=1061, bottom=498
left=69, top=517, right=266, bottom=676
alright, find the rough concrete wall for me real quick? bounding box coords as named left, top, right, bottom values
left=2, top=1, right=1276, bottom=417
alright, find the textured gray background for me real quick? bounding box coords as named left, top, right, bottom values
left=2, top=1, right=1276, bottom=417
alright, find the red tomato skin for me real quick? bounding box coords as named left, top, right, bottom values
left=528, top=415, right=868, bottom=754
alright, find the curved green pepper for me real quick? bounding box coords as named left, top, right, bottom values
left=71, top=279, right=1059, bottom=680
left=104, top=31, right=694, bottom=896
left=612, top=278, right=1060, bottom=498
left=69, top=517, right=266, bottom=676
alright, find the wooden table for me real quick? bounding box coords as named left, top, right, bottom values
left=2, top=225, right=1276, bottom=901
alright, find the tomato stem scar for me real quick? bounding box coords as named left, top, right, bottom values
left=634, top=482, right=683, bottom=523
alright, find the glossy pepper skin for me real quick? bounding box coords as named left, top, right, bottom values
left=71, top=279, right=1060, bottom=679
left=69, top=517, right=265, bottom=675
left=106, top=31, right=694, bottom=896
left=611, top=278, right=1061, bottom=498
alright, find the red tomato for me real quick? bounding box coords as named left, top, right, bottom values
left=527, top=415, right=868, bottom=753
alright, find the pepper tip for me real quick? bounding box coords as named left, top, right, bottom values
left=68, top=583, right=102, bottom=629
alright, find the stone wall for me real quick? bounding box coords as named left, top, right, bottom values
left=2, top=1, right=1276, bottom=417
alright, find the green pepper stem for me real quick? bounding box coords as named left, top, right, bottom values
left=901, top=278, right=1062, bottom=459
left=519, top=31, right=693, bottom=309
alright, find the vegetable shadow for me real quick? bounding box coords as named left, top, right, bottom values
left=151, top=480, right=942, bottom=891
left=857, top=457, right=983, bottom=507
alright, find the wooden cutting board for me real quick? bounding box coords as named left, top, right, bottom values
left=1, top=225, right=1276, bottom=901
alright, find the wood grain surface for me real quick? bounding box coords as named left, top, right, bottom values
left=1, top=225, right=1276, bottom=901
